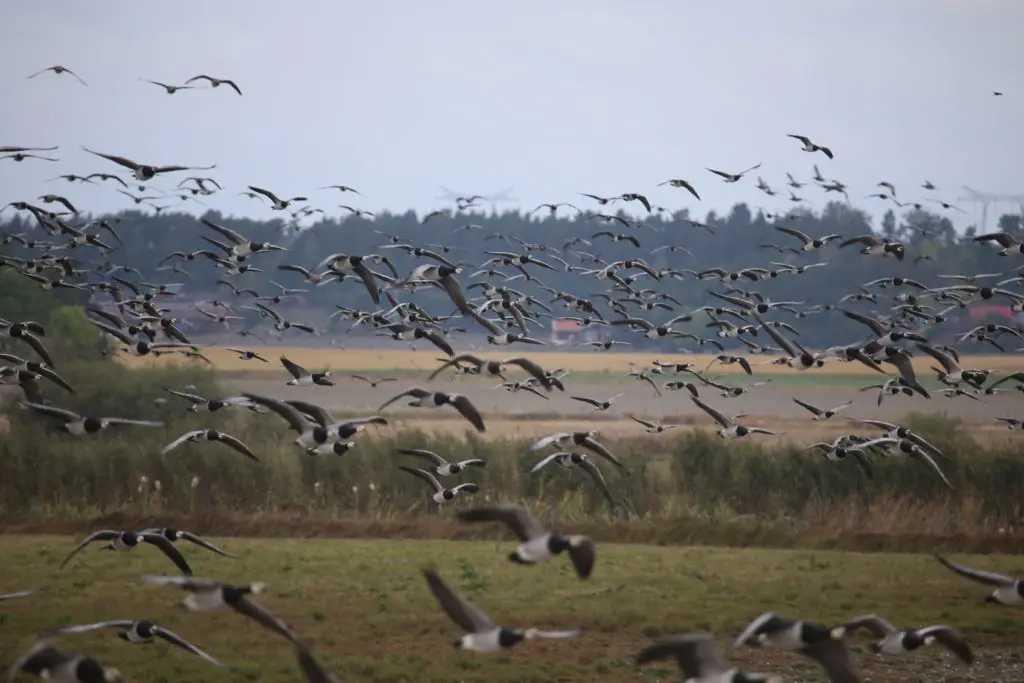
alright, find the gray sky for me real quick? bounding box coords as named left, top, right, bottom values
left=1, top=0, right=1021, bottom=230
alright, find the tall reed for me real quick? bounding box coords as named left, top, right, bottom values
left=3, top=362, right=1023, bottom=537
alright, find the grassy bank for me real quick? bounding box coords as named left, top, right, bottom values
left=2, top=537, right=1022, bottom=683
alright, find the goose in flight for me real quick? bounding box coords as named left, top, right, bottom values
left=428, top=354, right=563, bottom=391
left=792, top=397, right=851, bottom=420
left=8, top=641, right=127, bottom=683
left=226, top=348, right=269, bottom=363
left=60, top=530, right=193, bottom=575
left=320, top=184, right=360, bottom=194
left=202, top=219, right=286, bottom=258
left=754, top=312, right=824, bottom=371
left=706, top=163, right=761, bottom=183
left=185, top=74, right=243, bottom=95
left=691, top=396, right=776, bottom=439
left=399, top=465, right=479, bottom=504
left=251, top=304, right=315, bottom=335
left=569, top=392, right=624, bottom=411
left=164, top=390, right=258, bottom=413
left=831, top=614, right=973, bottom=665
left=471, top=312, right=548, bottom=347
left=377, top=323, right=454, bottom=357
left=83, top=147, right=214, bottom=181
left=608, top=313, right=694, bottom=340
left=787, top=134, right=833, bottom=159
left=142, top=79, right=194, bottom=94
left=578, top=192, right=618, bottom=205
left=530, top=451, right=616, bottom=506
left=657, top=178, right=700, bottom=199
left=398, top=448, right=486, bottom=476
left=732, top=612, right=862, bottom=683
left=142, top=575, right=304, bottom=645
left=56, top=620, right=232, bottom=668
left=972, top=232, right=1024, bottom=255
left=849, top=436, right=953, bottom=490
left=138, top=527, right=237, bottom=559
left=27, top=65, right=88, bottom=85
left=0, top=318, right=54, bottom=365
left=934, top=554, right=1024, bottom=605
left=529, top=431, right=621, bottom=466
left=806, top=436, right=875, bottom=478
left=312, top=252, right=381, bottom=304
left=840, top=234, right=906, bottom=260
left=850, top=418, right=946, bottom=459
left=636, top=631, right=782, bottom=683
left=774, top=225, right=843, bottom=251
left=630, top=415, right=680, bottom=433
left=916, top=343, right=987, bottom=387
left=2, top=152, right=58, bottom=162
left=247, top=185, right=308, bottom=210
left=457, top=504, right=596, bottom=579
left=0, top=352, right=72, bottom=392
left=350, top=374, right=397, bottom=388
left=379, top=388, right=486, bottom=432
left=19, top=401, right=163, bottom=436
left=242, top=394, right=343, bottom=454
left=390, top=263, right=472, bottom=315
left=278, top=398, right=386, bottom=454
left=422, top=569, right=581, bottom=652
left=280, top=355, right=333, bottom=386
left=160, top=429, right=258, bottom=461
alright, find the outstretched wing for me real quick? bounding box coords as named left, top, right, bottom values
left=60, top=530, right=119, bottom=568
left=422, top=569, right=496, bottom=634
left=140, top=533, right=194, bottom=576
left=934, top=554, right=1015, bottom=587
left=155, top=626, right=236, bottom=668
left=456, top=504, right=544, bottom=542
left=180, top=531, right=237, bottom=558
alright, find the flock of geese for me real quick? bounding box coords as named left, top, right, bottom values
left=2, top=65, right=1023, bottom=683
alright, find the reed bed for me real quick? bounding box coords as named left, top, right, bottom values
left=3, top=363, right=1024, bottom=550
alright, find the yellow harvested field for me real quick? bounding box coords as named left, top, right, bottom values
left=119, top=346, right=1022, bottom=376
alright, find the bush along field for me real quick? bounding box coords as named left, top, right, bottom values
left=3, top=362, right=1024, bottom=552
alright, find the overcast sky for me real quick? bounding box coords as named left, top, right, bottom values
left=1, top=1, right=1021, bottom=231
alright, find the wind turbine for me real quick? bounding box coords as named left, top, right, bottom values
left=436, top=186, right=519, bottom=214
left=958, top=186, right=1024, bottom=232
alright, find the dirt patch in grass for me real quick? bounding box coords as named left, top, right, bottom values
left=1, top=536, right=1022, bottom=683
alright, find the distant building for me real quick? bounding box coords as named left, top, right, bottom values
left=967, top=305, right=1015, bottom=323
left=550, top=319, right=608, bottom=346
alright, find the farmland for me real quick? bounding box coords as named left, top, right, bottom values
left=3, top=347, right=1024, bottom=682
left=112, top=345, right=1024, bottom=445
left=2, top=536, right=1022, bottom=683
left=117, top=346, right=1024, bottom=378
left=3, top=347, right=1024, bottom=549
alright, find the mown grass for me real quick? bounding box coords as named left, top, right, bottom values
left=1, top=537, right=1022, bottom=683
left=3, top=363, right=1024, bottom=551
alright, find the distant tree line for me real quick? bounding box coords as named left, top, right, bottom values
left=2, top=200, right=1023, bottom=351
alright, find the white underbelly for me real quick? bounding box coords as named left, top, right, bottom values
left=463, top=630, right=503, bottom=653
left=518, top=536, right=553, bottom=562
left=184, top=590, right=224, bottom=611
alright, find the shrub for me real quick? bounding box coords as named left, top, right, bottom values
left=2, top=361, right=1024, bottom=540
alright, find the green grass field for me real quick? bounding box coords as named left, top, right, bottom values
left=3, top=537, right=1023, bottom=682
